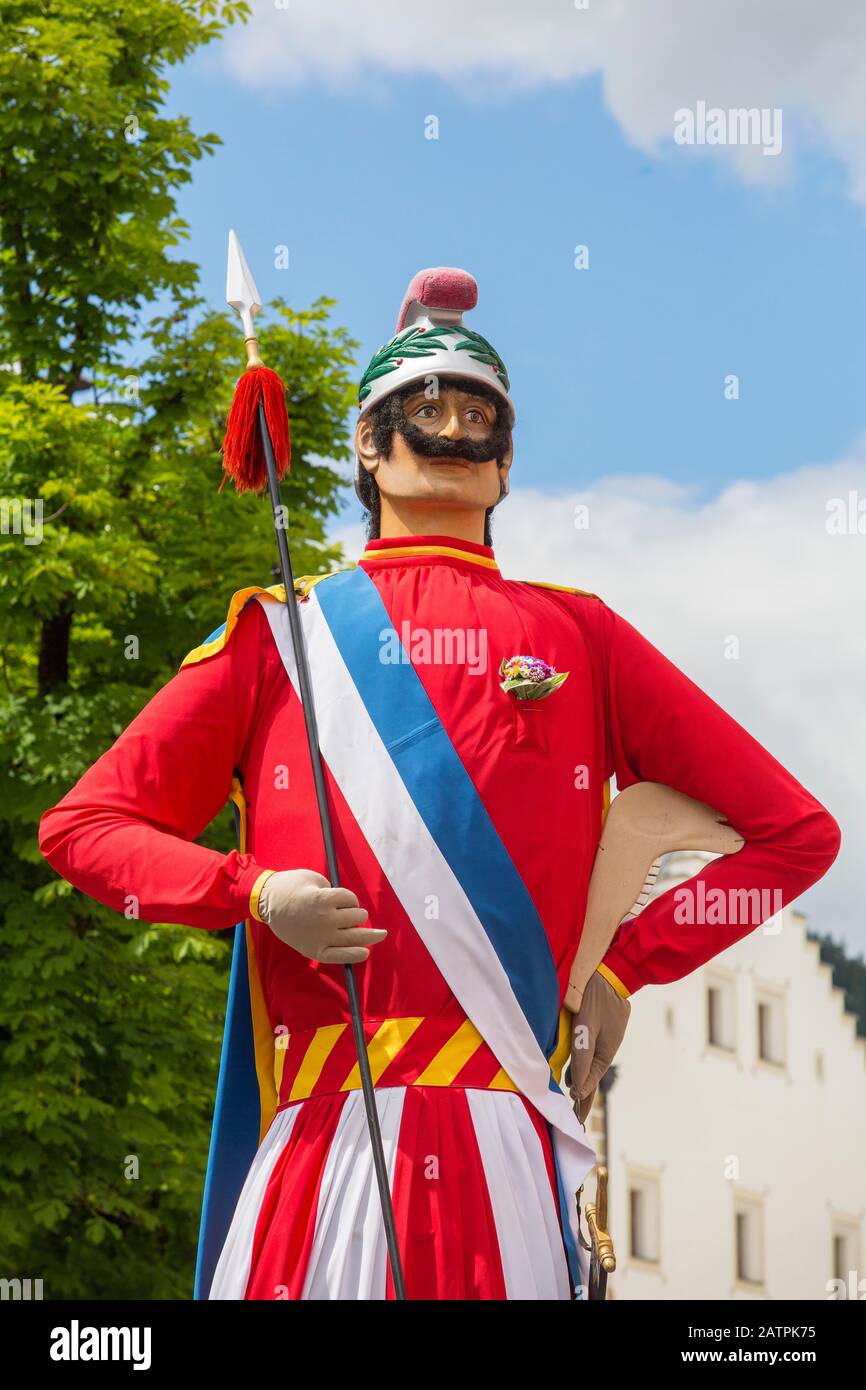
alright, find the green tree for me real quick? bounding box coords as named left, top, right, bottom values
left=0, top=1, right=358, bottom=1297
left=0, top=0, right=243, bottom=386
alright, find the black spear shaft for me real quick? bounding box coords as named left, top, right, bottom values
left=257, top=402, right=406, bottom=1301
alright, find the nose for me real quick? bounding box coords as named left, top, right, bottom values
left=437, top=410, right=463, bottom=440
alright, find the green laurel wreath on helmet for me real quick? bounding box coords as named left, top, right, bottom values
left=358, top=326, right=454, bottom=401
left=358, top=323, right=511, bottom=401
left=452, top=326, right=510, bottom=392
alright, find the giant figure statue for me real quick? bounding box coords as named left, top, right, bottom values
left=39, top=268, right=840, bottom=1300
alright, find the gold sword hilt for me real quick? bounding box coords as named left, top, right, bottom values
left=584, top=1166, right=617, bottom=1274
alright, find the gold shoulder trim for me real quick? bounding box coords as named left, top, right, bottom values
left=180, top=568, right=351, bottom=669
left=516, top=578, right=601, bottom=600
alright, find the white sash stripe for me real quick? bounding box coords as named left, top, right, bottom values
left=259, top=592, right=596, bottom=1262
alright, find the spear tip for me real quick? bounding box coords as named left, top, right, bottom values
left=226, top=230, right=262, bottom=339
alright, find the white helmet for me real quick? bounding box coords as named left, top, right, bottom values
left=355, top=267, right=514, bottom=501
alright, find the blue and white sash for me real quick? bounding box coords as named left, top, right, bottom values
left=259, top=567, right=596, bottom=1284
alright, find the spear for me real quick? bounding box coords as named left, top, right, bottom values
left=222, top=230, right=406, bottom=1300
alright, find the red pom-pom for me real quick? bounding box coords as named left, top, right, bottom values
left=395, top=267, right=478, bottom=332
left=221, top=366, right=291, bottom=494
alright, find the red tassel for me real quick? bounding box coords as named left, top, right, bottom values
left=221, top=366, right=291, bottom=494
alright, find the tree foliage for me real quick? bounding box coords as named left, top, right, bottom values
left=0, top=0, right=249, bottom=386
left=810, top=933, right=866, bottom=1040
left=0, top=0, right=358, bottom=1297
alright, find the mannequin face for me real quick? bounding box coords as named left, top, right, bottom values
left=354, top=383, right=512, bottom=528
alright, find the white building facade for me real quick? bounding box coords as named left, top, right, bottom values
left=586, top=852, right=866, bottom=1301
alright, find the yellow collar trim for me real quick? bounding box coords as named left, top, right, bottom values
left=361, top=543, right=499, bottom=571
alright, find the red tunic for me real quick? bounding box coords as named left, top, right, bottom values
left=40, top=532, right=840, bottom=1005
left=38, top=533, right=840, bottom=1298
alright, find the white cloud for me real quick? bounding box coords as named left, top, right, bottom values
left=221, top=0, right=866, bottom=202
left=330, top=445, right=866, bottom=949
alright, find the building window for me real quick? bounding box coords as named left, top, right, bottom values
left=815, top=1050, right=825, bottom=1082
left=706, top=972, right=736, bottom=1052
left=627, top=1170, right=661, bottom=1265
left=735, top=1196, right=765, bottom=1288
left=664, top=1006, right=675, bottom=1035
left=756, top=987, right=786, bottom=1067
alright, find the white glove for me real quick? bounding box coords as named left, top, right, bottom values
left=257, top=869, right=386, bottom=964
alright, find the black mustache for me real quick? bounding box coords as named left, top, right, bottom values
left=395, top=419, right=499, bottom=464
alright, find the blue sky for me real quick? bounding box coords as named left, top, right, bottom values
left=160, top=4, right=866, bottom=947
left=169, top=54, right=866, bottom=513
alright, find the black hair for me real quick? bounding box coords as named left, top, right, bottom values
left=356, top=375, right=512, bottom=545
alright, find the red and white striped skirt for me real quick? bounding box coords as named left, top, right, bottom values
left=209, top=1085, right=574, bottom=1300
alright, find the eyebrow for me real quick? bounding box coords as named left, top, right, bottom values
left=407, top=392, right=493, bottom=409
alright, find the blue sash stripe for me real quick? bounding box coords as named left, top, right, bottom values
left=316, top=567, right=561, bottom=1060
